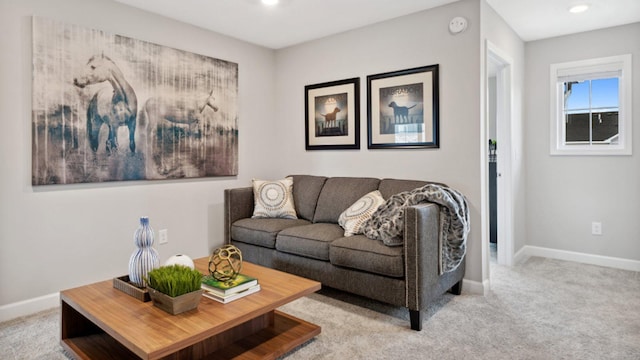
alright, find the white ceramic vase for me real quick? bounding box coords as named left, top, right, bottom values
left=165, top=254, right=195, bottom=269
left=128, top=217, right=160, bottom=287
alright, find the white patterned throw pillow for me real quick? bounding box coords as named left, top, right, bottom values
left=338, top=190, right=385, bottom=236
left=252, top=177, right=298, bottom=219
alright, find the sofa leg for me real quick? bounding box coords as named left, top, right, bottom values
left=409, top=310, right=422, bottom=331
left=450, top=279, right=463, bottom=295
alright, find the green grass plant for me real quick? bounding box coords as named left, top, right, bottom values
left=146, top=265, right=203, bottom=297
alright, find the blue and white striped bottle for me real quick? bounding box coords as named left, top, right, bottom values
left=128, top=216, right=159, bottom=287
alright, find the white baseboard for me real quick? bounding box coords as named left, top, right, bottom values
left=513, top=245, right=529, bottom=264
left=0, top=279, right=489, bottom=323
left=0, top=292, right=59, bottom=323
left=515, top=245, right=640, bottom=272
left=5, top=247, right=633, bottom=323
left=462, top=278, right=486, bottom=295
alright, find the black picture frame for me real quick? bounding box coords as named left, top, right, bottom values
left=367, top=65, right=439, bottom=149
left=305, top=77, right=360, bottom=150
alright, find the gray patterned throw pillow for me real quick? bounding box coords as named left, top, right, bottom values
left=338, top=190, right=385, bottom=236
left=252, top=177, right=298, bottom=219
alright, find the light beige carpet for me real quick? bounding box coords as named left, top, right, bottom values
left=2, top=256, right=639, bottom=359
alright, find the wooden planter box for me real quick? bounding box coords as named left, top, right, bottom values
left=148, top=288, right=204, bottom=315
left=113, top=275, right=151, bottom=302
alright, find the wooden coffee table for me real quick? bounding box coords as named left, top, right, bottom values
left=60, top=258, right=321, bottom=359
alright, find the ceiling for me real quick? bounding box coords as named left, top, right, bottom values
left=486, top=0, right=640, bottom=41
left=113, top=0, right=640, bottom=49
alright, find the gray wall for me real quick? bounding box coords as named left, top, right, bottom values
left=525, top=23, right=640, bottom=260
left=1, top=0, right=487, bottom=311
left=480, top=1, right=527, bottom=269
left=274, top=0, right=484, bottom=282
left=488, top=77, right=497, bottom=140
left=8, top=0, right=635, bottom=315
left=0, top=0, right=276, bottom=307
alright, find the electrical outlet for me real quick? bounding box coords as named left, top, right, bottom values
left=591, top=222, right=602, bottom=236
left=158, top=229, right=168, bottom=244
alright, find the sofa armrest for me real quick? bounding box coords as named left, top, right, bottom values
left=224, top=187, right=254, bottom=243
left=404, top=202, right=466, bottom=313
left=403, top=203, right=442, bottom=310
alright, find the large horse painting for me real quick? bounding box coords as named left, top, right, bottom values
left=31, top=16, right=238, bottom=185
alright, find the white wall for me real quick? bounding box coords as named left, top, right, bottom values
left=525, top=23, right=640, bottom=261
left=0, top=0, right=276, bottom=311
left=274, top=0, right=484, bottom=282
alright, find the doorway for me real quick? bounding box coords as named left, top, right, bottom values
left=486, top=42, right=514, bottom=267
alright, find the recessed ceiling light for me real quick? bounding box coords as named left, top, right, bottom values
left=569, top=4, right=589, bottom=13
left=262, top=0, right=279, bottom=6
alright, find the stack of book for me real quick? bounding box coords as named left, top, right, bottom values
left=201, top=274, right=260, bottom=304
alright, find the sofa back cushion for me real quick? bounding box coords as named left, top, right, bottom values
left=289, top=175, right=328, bottom=221
left=378, top=178, right=445, bottom=199
left=313, top=177, right=380, bottom=223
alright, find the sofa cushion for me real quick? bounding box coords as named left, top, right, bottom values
left=276, top=223, right=344, bottom=261
left=378, top=178, right=432, bottom=199
left=338, top=190, right=385, bottom=236
left=231, top=218, right=311, bottom=249
left=313, top=177, right=380, bottom=223
left=330, top=236, right=404, bottom=278
left=252, top=178, right=298, bottom=219
left=289, top=175, right=328, bottom=221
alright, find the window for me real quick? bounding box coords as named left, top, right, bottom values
left=550, top=54, right=632, bottom=155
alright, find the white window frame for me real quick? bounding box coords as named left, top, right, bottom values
left=550, top=54, right=632, bottom=156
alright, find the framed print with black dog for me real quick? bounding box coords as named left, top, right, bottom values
left=305, top=78, right=360, bottom=150
left=367, top=65, right=439, bottom=149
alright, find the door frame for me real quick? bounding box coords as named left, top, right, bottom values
left=486, top=41, right=515, bottom=267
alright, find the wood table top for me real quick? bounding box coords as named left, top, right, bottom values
left=60, top=258, right=321, bottom=359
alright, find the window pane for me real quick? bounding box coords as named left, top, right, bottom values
left=551, top=54, right=630, bottom=155
left=591, top=78, right=618, bottom=108
left=592, top=111, right=618, bottom=143
left=564, top=77, right=619, bottom=145
left=565, top=112, right=590, bottom=143
left=564, top=81, right=589, bottom=110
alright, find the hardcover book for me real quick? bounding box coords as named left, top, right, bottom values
left=202, top=284, right=261, bottom=304
left=201, top=274, right=258, bottom=296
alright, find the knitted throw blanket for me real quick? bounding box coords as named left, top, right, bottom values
left=362, top=184, right=470, bottom=273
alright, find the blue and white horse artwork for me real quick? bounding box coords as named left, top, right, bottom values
left=139, top=90, right=220, bottom=177
left=140, top=89, right=218, bottom=135
left=73, top=54, right=137, bottom=154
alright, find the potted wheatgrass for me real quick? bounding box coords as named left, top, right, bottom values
left=146, top=265, right=203, bottom=315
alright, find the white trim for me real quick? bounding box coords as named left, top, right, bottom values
left=513, top=245, right=529, bottom=265
left=487, top=41, right=515, bottom=267
left=0, top=292, right=59, bottom=323
left=549, top=54, right=632, bottom=156
left=515, top=245, right=640, bottom=272
left=461, top=278, right=486, bottom=296
left=0, top=281, right=492, bottom=323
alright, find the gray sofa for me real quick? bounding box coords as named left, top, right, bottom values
left=224, top=175, right=465, bottom=330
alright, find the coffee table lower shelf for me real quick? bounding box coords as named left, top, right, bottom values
left=61, top=310, right=320, bottom=360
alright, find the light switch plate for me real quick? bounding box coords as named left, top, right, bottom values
left=158, top=229, right=168, bottom=244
